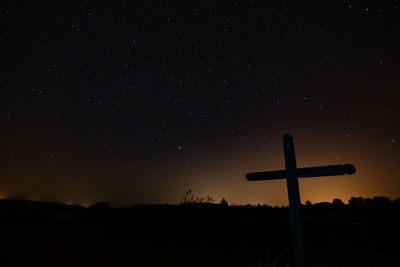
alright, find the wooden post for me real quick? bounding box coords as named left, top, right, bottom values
left=283, top=134, right=304, bottom=267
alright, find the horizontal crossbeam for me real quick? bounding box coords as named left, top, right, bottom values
left=246, top=164, right=356, bottom=181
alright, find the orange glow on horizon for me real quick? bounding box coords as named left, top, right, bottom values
left=175, top=133, right=400, bottom=207
left=0, top=132, right=399, bottom=207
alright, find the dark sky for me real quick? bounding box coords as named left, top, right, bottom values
left=1, top=1, right=399, bottom=207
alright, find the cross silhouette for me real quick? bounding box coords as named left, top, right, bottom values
left=246, top=134, right=356, bottom=267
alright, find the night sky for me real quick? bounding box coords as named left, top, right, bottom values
left=1, top=1, right=399, bottom=207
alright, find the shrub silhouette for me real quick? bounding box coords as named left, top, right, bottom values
left=349, top=196, right=363, bottom=206
left=332, top=198, right=345, bottom=208
left=372, top=196, right=391, bottom=207
left=220, top=198, right=228, bottom=206
left=180, top=189, right=215, bottom=205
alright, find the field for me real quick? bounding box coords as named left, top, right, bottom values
left=0, top=199, right=399, bottom=266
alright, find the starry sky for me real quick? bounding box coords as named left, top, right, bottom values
left=1, top=1, right=399, bottom=207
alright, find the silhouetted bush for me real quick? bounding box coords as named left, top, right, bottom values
left=363, top=197, right=374, bottom=207
left=313, top=202, right=332, bottom=212
left=220, top=198, right=228, bottom=206
left=349, top=197, right=363, bottom=206
left=180, top=189, right=215, bottom=205
left=332, top=198, right=345, bottom=208
left=372, top=196, right=391, bottom=208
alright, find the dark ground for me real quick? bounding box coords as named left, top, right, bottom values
left=0, top=198, right=399, bottom=267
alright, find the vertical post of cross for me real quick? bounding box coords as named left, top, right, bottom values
left=283, top=134, right=304, bottom=267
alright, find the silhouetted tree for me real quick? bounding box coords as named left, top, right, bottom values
left=363, top=196, right=391, bottom=209
left=363, top=198, right=374, bottom=207
left=314, top=202, right=332, bottom=211
left=332, top=198, right=345, bottom=207
left=220, top=198, right=228, bottom=206
left=372, top=196, right=391, bottom=207
left=349, top=197, right=363, bottom=206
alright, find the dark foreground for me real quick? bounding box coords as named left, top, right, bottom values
left=1, top=199, right=399, bottom=267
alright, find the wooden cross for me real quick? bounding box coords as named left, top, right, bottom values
left=246, top=134, right=356, bottom=267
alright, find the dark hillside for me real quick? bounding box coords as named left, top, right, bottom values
left=0, top=198, right=399, bottom=266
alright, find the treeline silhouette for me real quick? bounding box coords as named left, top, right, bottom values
left=0, top=195, right=399, bottom=266
left=0, top=194, right=399, bottom=223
